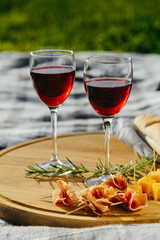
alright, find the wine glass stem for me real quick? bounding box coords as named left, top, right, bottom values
left=50, top=108, right=59, bottom=162
left=103, top=118, right=113, bottom=175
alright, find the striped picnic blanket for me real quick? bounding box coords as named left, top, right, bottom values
left=1, top=52, right=160, bottom=157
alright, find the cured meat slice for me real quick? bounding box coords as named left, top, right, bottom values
left=53, top=180, right=77, bottom=205
left=82, top=191, right=109, bottom=214
left=90, top=185, right=117, bottom=199
left=124, top=191, right=148, bottom=211
left=101, top=173, right=127, bottom=190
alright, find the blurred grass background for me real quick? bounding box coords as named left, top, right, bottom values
left=0, top=0, right=160, bottom=53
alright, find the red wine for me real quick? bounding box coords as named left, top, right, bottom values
left=84, top=78, right=132, bottom=118
left=30, top=66, right=75, bottom=107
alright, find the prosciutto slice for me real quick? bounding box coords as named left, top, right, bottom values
left=90, top=184, right=118, bottom=199
left=82, top=191, right=109, bottom=214
left=124, top=191, right=148, bottom=211
left=52, top=180, right=77, bottom=205
left=102, top=173, right=127, bottom=190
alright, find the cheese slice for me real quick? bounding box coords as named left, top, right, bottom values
left=138, top=177, right=156, bottom=194
left=152, top=183, right=160, bottom=200
left=149, top=171, right=160, bottom=182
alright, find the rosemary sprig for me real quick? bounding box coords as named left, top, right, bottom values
left=25, top=159, right=89, bottom=179
left=25, top=153, right=154, bottom=181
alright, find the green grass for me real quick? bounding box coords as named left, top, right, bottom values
left=0, top=0, right=160, bottom=53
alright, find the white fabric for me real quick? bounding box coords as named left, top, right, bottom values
left=0, top=222, right=160, bottom=240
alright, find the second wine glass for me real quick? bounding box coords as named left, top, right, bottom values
left=30, top=49, right=76, bottom=169
left=84, top=55, right=132, bottom=186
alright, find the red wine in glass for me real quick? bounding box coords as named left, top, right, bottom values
left=84, top=78, right=132, bottom=118
left=31, top=66, right=75, bottom=107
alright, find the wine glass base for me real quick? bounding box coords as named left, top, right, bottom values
left=84, top=174, right=111, bottom=187
left=35, top=159, right=72, bottom=170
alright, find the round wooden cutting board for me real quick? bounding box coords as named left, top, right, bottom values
left=0, top=132, right=160, bottom=227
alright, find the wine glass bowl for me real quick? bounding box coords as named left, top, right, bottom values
left=30, top=49, right=76, bottom=168
left=30, top=50, right=75, bottom=108
left=84, top=55, right=132, bottom=186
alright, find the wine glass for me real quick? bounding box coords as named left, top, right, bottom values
left=30, top=49, right=76, bottom=169
left=84, top=55, right=132, bottom=186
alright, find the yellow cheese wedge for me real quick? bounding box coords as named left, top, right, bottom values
left=149, top=171, right=160, bottom=182
left=138, top=177, right=156, bottom=194
left=127, top=185, right=142, bottom=194
left=152, top=183, right=160, bottom=200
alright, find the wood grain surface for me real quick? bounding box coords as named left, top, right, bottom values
left=0, top=132, right=160, bottom=227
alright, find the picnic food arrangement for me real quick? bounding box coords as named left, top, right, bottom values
left=52, top=173, right=148, bottom=216
left=0, top=131, right=160, bottom=227
left=52, top=156, right=160, bottom=216
left=1, top=52, right=160, bottom=228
